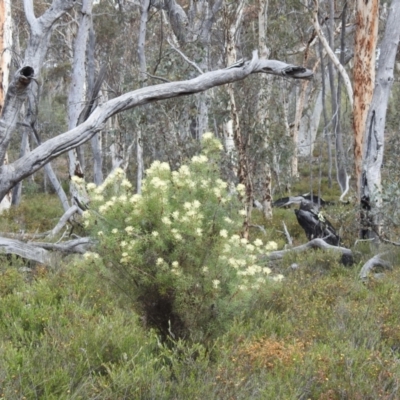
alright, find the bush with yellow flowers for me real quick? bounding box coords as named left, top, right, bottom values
left=83, top=133, right=281, bottom=343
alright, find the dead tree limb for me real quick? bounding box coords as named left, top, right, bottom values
left=0, top=51, right=312, bottom=202
left=0, top=237, right=93, bottom=266
left=359, top=253, right=392, bottom=280
left=260, top=238, right=353, bottom=261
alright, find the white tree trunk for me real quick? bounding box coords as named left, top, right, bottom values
left=0, top=0, right=12, bottom=213
left=67, top=0, right=93, bottom=178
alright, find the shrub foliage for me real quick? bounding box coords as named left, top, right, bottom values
left=83, top=133, right=281, bottom=342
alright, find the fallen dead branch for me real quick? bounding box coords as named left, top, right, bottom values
left=261, top=238, right=353, bottom=262
left=0, top=237, right=94, bottom=267
left=359, top=253, right=392, bottom=280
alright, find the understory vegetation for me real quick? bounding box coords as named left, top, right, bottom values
left=1, top=136, right=400, bottom=399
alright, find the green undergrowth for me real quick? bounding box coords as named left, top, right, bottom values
left=0, top=194, right=63, bottom=233
left=2, top=138, right=400, bottom=398
left=2, top=253, right=400, bottom=398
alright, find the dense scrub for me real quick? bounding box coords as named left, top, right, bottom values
left=1, top=137, right=400, bottom=399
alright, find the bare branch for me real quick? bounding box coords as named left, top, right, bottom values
left=0, top=53, right=312, bottom=201
left=261, top=238, right=353, bottom=261
left=47, top=205, right=81, bottom=239
left=167, top=38, right=204, bottom=74
left=23, top=0, right=38, bottom=31
left=359, top=253, right=392, bottom=280
left=0, top=237, right=94, bottom=266
left=312, top=0, right=353, bottom=107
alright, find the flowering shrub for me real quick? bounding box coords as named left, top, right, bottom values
left=83, top=133, right=282, bottom=342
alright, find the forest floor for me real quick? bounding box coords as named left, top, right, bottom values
left=0, top=175, right=400, bottom=399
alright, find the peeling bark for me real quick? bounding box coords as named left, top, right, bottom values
left=353, top=0, right=379, bottom=197
left=360, top=0, right=400, bottom=238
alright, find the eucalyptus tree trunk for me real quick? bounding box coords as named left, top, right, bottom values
left=0, top=0, right=12, bottom=212
left=224, top=0, right=254, bottom=237
left=0, top=0, right=75, bottom=210
left=258, top=0, right=273, bottom=219
left=360, top=0, right=400, bottom=238
left=353, top=0, right=379, bottom=198
left=88, top=25, right=103, bottom=186
left=136, top=0, right=150, bottom=194
left=67, top=0, right=93, bottom=179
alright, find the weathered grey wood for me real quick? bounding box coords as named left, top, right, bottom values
left=0, top=66, right=34, bottom=165
left=0, top=52, right=312, bottom=202
left=0, top=237, right=52, bottom=265
left=359, top=253, right=391, bottom=280
left=67, top=0, right=92, bottom=177
left=47, top=205, right=80, bottom=239
left=0, top=236, right=93, bottom=266
left=262, top=238, right=353, bottom=261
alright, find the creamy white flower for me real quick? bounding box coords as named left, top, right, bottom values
left=213, top=188, right=221, bottom=198
left=193, top=200, right=201, bottom=209
left=246, top=244, right=255, bottom=252
left=172, top=261, right=179, bottom=268
left=93, top=195, right=104, bottom=202
left=98, top=231, right=104, bottom=236
left=152, top=231, right=159, bottom=237
left=230, top=234, right=240, bottom=243
left=265, top=241, right=278, bottom=251
left=272, top=274, right=284, bottom=282
left=120, top=241, right=127, bottom=247
left=114, top=168, right=124, bottom=178
left=130, top=194, right=141, bottom=203
left=87, top=183, right=97, bottom=190
left=236, top=183, right=246, bottom=195
left=263, top=267, right=272, bottom=275
left=219, top=229, right=228, bottom=238
left=121, top=179, right=132, bottom=188
left=156, top=258, right=164, bottom=265
left=174, top=233, right=183, bottom=241
left=239, top=209, right=247, bottom=216
left=212, top=279, right=220, bottom=289
left=196, top=228, right=203, bottom=237
left=162, top=216, right=172, bottom=225
left=112, top=228, right=118, bottom=234
left=202, top=132, right=214, bottom=140
left=71, top=175, right=84, bottom=184
left=202, top=266, right=209, bottom=273
left=216, top=179, right=228, bottom=189
left=246, top=266, right=257, bottom=276
left=125, top=226, right=134, bottom=234
left=254, top=238, right=263, bottom=247
left=179, top=165, right=190, bottom=176
left=94, top=186, right=104, bottom=194
left=192, top=154, right=208, bottom=164
left=160, top=162, right=170, bottom=171
left=223, top=244, right=231, bottom=253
